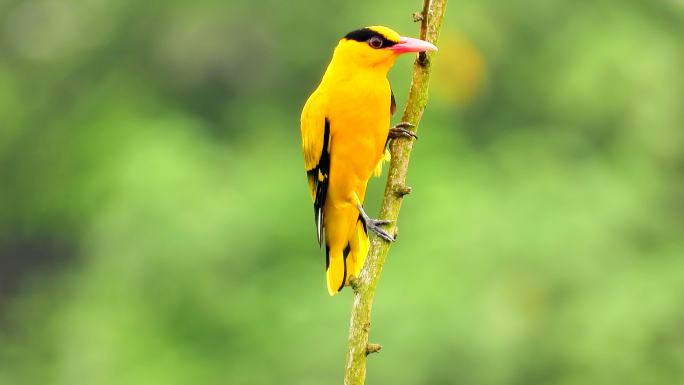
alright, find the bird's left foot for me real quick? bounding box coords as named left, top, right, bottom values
left=389, top=122, right=418, bottom=140
left=355, top=197, right=395, bottom=242
left=356, top=204, right=395, bottom=242
left=365, top=218, right=394, bottom=242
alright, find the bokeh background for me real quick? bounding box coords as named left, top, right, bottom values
left=1, top=0, right=683, bottom=384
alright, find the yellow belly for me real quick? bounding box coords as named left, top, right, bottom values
left=325, top=82, right=391, bottom=207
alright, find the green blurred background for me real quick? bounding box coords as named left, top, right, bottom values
left=1, top=0, right=683, bottom=384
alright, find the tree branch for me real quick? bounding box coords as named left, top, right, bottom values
left=343, top=1, right=448, bottom=384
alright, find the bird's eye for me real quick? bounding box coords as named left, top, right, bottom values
left=368, top=36, right=383, bottom=49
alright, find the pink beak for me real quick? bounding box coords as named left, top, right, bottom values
left=389, top=36, right=438, bottom=54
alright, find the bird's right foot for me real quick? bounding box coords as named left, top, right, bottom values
left=389, top=122, right=418, bottom=140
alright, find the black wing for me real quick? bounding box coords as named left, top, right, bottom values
left=384, top=90, right=398, bottom=148
left=305, top=118, right=331, bottom=246
left=390, top=89, right=396, bottom=116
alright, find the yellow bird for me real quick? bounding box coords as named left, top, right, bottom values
left=300, top=26, right=437, bottom=295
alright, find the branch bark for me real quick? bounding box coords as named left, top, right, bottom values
left=343, top=1, right=448, bottom=384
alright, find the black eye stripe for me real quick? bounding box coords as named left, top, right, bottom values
left=344, top=28, right=398, bottom=47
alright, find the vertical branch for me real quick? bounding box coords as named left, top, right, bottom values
left=343, top=1, right=448, bottom=384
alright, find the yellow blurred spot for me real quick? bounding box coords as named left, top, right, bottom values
left=433, top=31, right=488, bottom=106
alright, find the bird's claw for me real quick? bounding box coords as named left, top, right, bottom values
left=356, top=201, right=394, bottom=242
left=389, top=122, right=418, bottom=140
left=366, top=218, right=395, bottom=242
left=394, top=121, right=415, bottom=128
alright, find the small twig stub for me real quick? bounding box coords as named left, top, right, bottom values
left=394, top=184, right=412, bottom=197
left=366, top=344, right=383, bottom=355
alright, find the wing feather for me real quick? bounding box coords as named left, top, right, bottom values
left=390, top=89, right=396, bottom=116
left=301, top=92, right=330, bottom=245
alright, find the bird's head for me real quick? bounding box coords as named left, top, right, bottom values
left=333, top=26, right=438, bottom=70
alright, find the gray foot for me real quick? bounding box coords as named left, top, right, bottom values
left=357, top=204, right=394, bottom=242
left=389, top=122, right=418, bottom=140
left=366, top=218, right=395, bottom=242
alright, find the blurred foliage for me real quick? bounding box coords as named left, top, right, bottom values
left=1, top=0, right=684, bottom=384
